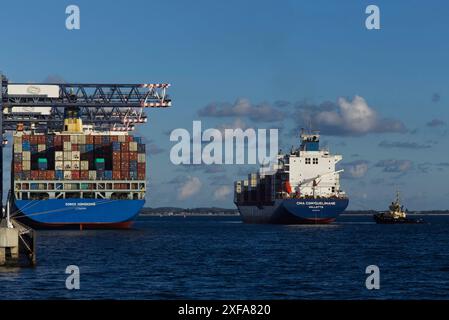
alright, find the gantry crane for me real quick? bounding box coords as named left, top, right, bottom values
left=0, top=73, right=172, bottom=209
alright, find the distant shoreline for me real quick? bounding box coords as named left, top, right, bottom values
left=140, top=213, right=239, bottom=217
left=140, top=210, right=449, bottom=217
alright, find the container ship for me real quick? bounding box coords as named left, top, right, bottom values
left=234, top=130, right=348, bottom=224
left=10, top=111, right=146, bottom=229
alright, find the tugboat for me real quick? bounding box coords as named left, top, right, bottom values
left=374, top=192, right=424, bottom=224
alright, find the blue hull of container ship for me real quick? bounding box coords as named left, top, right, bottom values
left=12, top=198, right=144, bottom=229
left=236, top=198, right=349, bottom=224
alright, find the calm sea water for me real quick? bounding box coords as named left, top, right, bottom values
left=1, top=215, right=448, bottom=299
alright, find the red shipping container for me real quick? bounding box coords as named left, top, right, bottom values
left=63, top=135, right=70, bottom=142
left=129, top=152, right=138, bottom=161
left=72, top=144, right=78, bottom=151
left=22, top=135, right=30, bottom=141
left=137, top=163, right=146, bottom=173
left=110, top=136, right=118, bottom=142
left=72, top=171, right=80, bottom=180
left=121, top=152, right=129, bottom=161
left=46, top=171, right=55, bottom=180
left=121, top=171, right=130, bottom=179
left=86, top=135, right=94, bottom=144
left=30, top=136, right=37, bottom=144
left=31, top=170, right=39, bottom=180
left=121, top=142, right=129, bottom=152
left=38, top=135, right=45, bottom=144
left=138, top=172, right=145, bottom=180
left=94, top=136, right=103, bottom=145
left=39, top=171, right=47, bottom=180
left=112, top=151, right=121, bottom=160
left=55, top=135, right=62, bottom=144
left=113, top=171, right=121, bottom=180
left=14, top=163, right=22, bottom=172
left=80, top=171, right=89, bottom=180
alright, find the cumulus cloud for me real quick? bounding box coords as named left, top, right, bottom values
left=378, top=140, right=431, bottom=149
left=177, top=176, right=202, bottom=200
left=198, top=98, right=286, bottom=122
left=213, top=185, right=232, bottom=200
left=426, top=119, right=446, bottom=127
left=340, top=160, right=369, bottom=179
left=375, top=159, right=413, bottom=173
left=294, top=96, right=406, bottom=136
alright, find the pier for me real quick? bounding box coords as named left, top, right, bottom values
left=0, top=208, right=36, bottom=267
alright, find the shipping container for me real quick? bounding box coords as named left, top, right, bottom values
left=88, top=170, right=97, bottom=180
left=80, top=170, right=89, bottom=180
left=55, top=151, right=63, bottom=161
left=64, top=171, right=72, bottom=180
left=23, top=161, right=31, bottom=171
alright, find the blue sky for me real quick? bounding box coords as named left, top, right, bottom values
left=1, top=0, right=448, bottom=210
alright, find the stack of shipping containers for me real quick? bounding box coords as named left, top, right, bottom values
left=12, top=133, right=146, bottom=187
left=234, top=172, right=275, bottom=204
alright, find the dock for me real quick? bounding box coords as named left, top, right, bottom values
left=0, top=212, right=36, bottom=267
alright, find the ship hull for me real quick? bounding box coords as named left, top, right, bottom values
left=236, top=198, right=349, bottom=224
left=12, top=198, right=144, bottom=230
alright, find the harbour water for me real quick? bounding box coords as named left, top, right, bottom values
left=1, top=215, right=448, bottom=299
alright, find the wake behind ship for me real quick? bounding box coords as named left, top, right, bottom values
left=234, top=130, right=348, bottom=224
left=10, top=109, right=146, bottom=230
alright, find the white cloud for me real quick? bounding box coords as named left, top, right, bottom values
left=213, top=185, right=232, bottom=200
left=178, top=176, right=202, bottom=200
left=341, top=160, right=369, bottom=179
left=296, top=95, right=406, bottom=136
left=198, top=98, right=286, bottom=122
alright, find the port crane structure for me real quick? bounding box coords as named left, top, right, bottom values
left=0, top=73, right=171, bottom=221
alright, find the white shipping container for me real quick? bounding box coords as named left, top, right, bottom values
left=72, top=151, right=80, bottom=160
left=63, top=141, right=72, bottom=151
left=70, top=135, right=78, bottom=144
left=22, top=161, right=31, bottom=171
left=55, top=161, right=64, bottom=171
left=64, top=171, right=72, bottom=180
left=129, top=142, right=138, bottom=152
left=88, top=171, right=96, bottom=180
left=64, top=161, right=72, bottom=170
left=14, top=143, right=22, bottom=153
left=72, top=161, right=80, bottom=170
left=64, top=151, right=72, bottom=161
left=137, top=153, right=146, bottom=163
left=55, top=151, right=63, bottom=161
left=81, top=161, right=89, bottom=170
left=118, top=135, right=126, bottom=142
left=22, top=151, right=31, bottom=161
left=38, top=144, right=46, bottom=152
